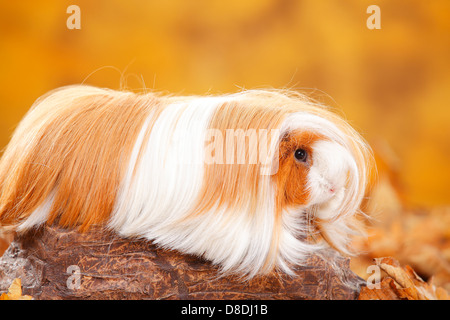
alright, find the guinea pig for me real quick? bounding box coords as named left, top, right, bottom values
left=0, top=85, right=373, bottom=278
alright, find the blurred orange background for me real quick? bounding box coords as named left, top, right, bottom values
left=0, top=0, right=449, bottom=207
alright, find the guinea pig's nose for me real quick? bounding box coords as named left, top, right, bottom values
left=329, top=187, right=336, bottom=193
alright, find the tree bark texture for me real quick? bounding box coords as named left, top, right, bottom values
left=0, top=225, right=365, bottom=300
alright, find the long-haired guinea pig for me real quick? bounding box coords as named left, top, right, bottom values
left=0, top=85, right=373, bottom=278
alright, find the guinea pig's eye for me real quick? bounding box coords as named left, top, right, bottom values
left=294, top=148, right=308, bottom=162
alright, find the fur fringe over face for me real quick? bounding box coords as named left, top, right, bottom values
left=0, top=85, right=373, bottom=278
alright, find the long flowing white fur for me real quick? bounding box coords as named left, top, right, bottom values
left=276, top=206, right=325, bottom=275
left=12, top=88, right=369, bottom=278
left=108, top=96, right=280, bottom=277
left=109, top=97, right=364, bottom=276
left=109, top=98, right=218, bottom=235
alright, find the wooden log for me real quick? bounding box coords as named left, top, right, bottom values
left=0, top=225, right=365, bottom=300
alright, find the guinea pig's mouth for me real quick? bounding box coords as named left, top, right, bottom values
left=308, top=183, right=347, bottom=210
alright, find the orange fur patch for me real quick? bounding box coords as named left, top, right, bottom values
left=0, top=89, right=162, bottom=231
left=193, top=101, right=288, bottom=216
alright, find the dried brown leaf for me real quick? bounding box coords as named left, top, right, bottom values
left=359, top=257, right=450, bottom=300
left=0, top=278, right=33, bottom=300
left=375, top=257, right=416, bottom=288
left=359, top=278, right=402, bottom=300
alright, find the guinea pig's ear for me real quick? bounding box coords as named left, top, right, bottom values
left=278, top=132, right=293, bottom=160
